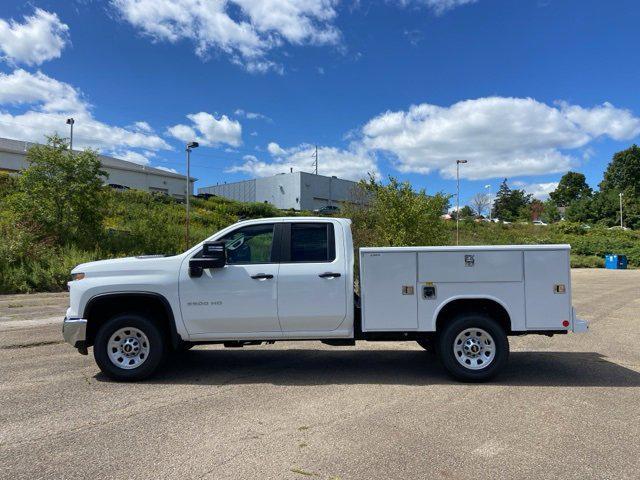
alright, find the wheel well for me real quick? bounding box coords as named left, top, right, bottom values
left=435, top=299, right=511, bottom=334
left=84, top=293, right=179, bottom=348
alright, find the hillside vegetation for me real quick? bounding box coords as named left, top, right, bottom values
left=0, top=137, right=638, bottom=293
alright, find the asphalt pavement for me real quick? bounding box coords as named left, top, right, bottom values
left=1, top=269, right=639, bottom=479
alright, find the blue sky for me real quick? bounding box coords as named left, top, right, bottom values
left=1, top=0, right=639, bottom=206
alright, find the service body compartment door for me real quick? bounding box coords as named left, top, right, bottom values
left=417, top=250, right=523, bottom=283
left=524, top=249, right=572, bottom=329
left=360, top=251, right=418, bottom=331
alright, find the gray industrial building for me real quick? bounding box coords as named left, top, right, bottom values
left=198, top=171, right=363, bottom=211
left=0, top=136, right=194, bottom=198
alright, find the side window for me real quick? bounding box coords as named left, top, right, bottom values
left=220, top=224, right=275, bottom=264
left=290, top=223, right=335, bottom=262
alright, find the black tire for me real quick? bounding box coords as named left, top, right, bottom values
left=437, top=313, right=509, bottom=382
left=94, top=313, right=166, bottom=381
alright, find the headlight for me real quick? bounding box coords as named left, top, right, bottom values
left=70, top=272, right=85, bottom=281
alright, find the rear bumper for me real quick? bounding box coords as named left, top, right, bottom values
left=572, top=308, right=589, bottom=334
left=62, top=317, right=88, bottom=351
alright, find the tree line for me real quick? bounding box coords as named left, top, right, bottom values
left=463, top=145, right=640, bottom=229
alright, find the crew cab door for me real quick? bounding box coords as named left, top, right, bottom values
left=179, top=223, right=281, bottom=336
left=277, top=222, right=348, bottom=333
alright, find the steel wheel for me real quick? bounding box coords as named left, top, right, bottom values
left=453, top=327, right=495, bottom=370
left=107, top=327, right=150, bottom=370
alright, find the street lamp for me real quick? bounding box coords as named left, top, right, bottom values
left=66, top=118, right=74, bottom=152
left=619, top=192, right=624, bottom=229
left=185, top=141, right=199, bottom=247
left=456, top=160, right=468, bottom=245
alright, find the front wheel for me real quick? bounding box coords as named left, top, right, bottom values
left=94, top=313, right=166, bottom=381
left=437, top=314, right=509, bottom=382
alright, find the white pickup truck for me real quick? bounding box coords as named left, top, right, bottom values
left=63, top=217, right=588, bottom=382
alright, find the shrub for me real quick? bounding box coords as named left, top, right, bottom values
left=570, top=255, right=605, bottom=268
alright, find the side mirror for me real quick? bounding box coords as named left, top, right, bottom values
left=189, top=241, right=226, bottom=277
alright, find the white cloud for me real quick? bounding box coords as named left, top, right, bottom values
left=0, top=69, right=84, bottom=112
left=361, top=97, right=640, bottom=180
left=132, top=121, right=154, bottom=133
left=167, top=112, right=242, bottom=147
left=229, top=142, right=379, bottom=180
left=155, top=165, right=179, bottom=173
left=0, top=69, right=170, bottom=153
left=234, top=108, right=272, bottom=122
left=110, top=149, right=156, bottom=165
left=559, top=101, right=640, bottom=140
left=0, top=8, right=69, bottom=66
left=267, top=141, right=287, bottom=156
left=398, top=0, right=478, bottom=15
left=522, top=182, right=559, bottom=200
left=112, top=0, right=340, bottom=72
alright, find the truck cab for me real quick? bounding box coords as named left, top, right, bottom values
left=63, top=217, right=587, bottom=382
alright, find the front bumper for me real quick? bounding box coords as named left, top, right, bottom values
left=63, top=317, right=88, bottom=353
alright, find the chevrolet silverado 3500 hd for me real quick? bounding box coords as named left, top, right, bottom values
left=63, top=217, right=588, bottom=382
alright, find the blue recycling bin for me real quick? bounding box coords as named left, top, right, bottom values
left=605, top=254, right=628, bottom=269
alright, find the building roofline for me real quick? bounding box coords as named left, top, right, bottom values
left=0, top=136, right=196, bottom=182
left=198, top=170, right=359, bottom=191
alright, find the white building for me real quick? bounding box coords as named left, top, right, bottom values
left=0, top=137, right=194, bottom=199
left=199, top=171, right=365, bottom=211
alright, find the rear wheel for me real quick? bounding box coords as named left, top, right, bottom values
left=94, top=313, right=166, bottom=381
left=437, top=313, right=508, bottom=382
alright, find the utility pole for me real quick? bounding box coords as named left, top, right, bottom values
left=185, top=141, right=199, bottom=247
left=66, top=118, right=74, bottom=152
left=619, top=192, right=624, bottom=229
left=312, top=145, right=318, bottom=174
left=456, top=160, right=468, bottom=245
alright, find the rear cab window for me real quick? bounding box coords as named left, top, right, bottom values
left=284, top=222, right=336, bottom=263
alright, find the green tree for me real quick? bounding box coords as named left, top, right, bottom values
left=528, top=198, right=545, bottom=221
left=549, top=171, right=592, bottom=207
left=459, top=205, right=475, bottom=220
left=341, top=175, right=450, bottom=249
left=492, top=179, right=532, bottom=222
left=600, top=144, right=640, bottom=197
left=564, top=190, right=640, bottom=228
left=9, top=135, right=106, bottom=248
left=541, top=199, right=561, bottom=223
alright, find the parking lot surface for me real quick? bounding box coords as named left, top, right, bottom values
left=1, top=269, right=639, bottom=479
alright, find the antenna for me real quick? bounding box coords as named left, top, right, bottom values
left=311, top=145, right=318, bottom=174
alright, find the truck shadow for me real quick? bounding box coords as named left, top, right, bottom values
left=113, top=348, right=640, bottom=387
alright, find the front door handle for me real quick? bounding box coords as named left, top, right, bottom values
left=251, top=273, right=273, bottom=280
left=319, top=272, right=341, bottom=278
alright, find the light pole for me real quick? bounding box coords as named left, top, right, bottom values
left=185, top=141, right=199, bottom=247
left=66, top=118, right=74, bottom=152
left=619, top=192, right=624, bottom=229
left=484, top=184, right=492, bottom=221
left=456, top=160, right=468, bottom=245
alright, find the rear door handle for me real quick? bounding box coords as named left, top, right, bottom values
left=319, top=272, right=341, bottom=278
left=251, top=273, right=273, bottom=280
